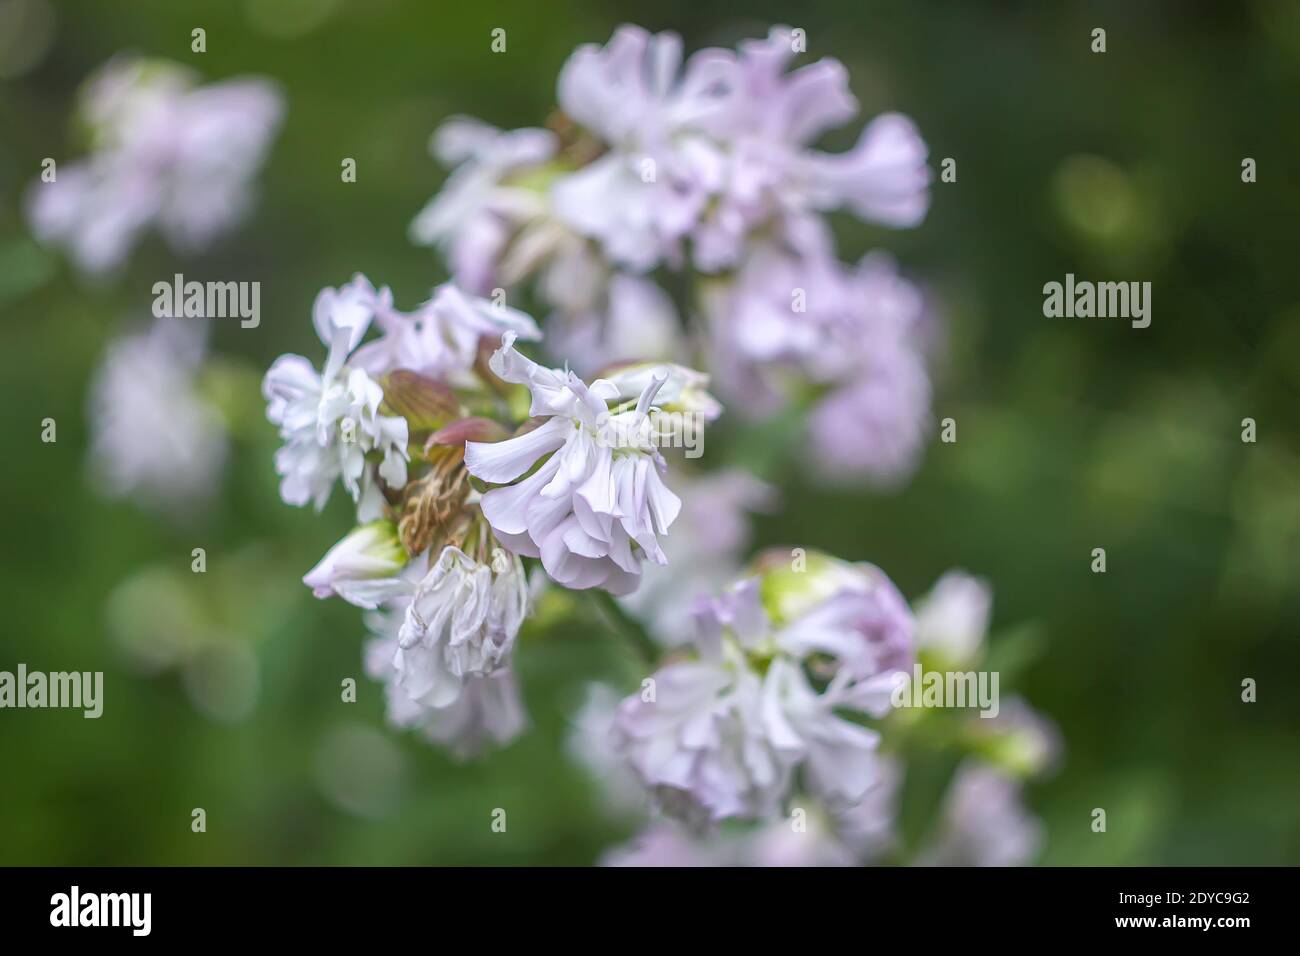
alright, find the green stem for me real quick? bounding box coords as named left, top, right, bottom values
left=587, top=589, right=660, bottom=668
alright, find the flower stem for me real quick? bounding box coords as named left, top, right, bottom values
left=587, top=589, right=660, bottom=668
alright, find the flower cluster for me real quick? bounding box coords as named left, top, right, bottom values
left=611, top=550, right=913, bottom=825
left=27, top=57, right=282, bottom=275
left=245, top=22, right=1057, bottom=863
left=412, top=25, right=934, bottom=481
left=573, top=557, right=1055, bottom=865
left=263, top=274, right=719, bottom=755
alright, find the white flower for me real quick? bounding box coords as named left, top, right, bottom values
left=302, top=520, right=409, bottom=606
left=551, top=26, right=734, bottom=272
left=390, top=545, right=529, bottom=708
left=262, top=275, right=410, bottom=517
left=88, top=317, right=227, bottom=511
left=613, top=565, right=915, bottom=824
left=27, top=57, right=282, bottom=275
left=613, top=641, right=801, bottom=825
left=411, top=117, right=557, bottom=292
left=914, top=570, right=992, bottom=668
left=548, top=25, right=929, bottom=275
left=350, top=282, right=541, bottom=385
left=567, top=683, right=647, bottom=817
left=463, top=333, right=719, bottom=594
left=693, top=27, right=930, bottom=270
left=366, top=636, right=528, bottom=760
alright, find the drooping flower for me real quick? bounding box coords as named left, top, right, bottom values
left=463, top=332, right=720, bottom=594
left=392, top=545, right=529, bottom=706
left=366, top=635, right=528, bottom=760
left=27, top=57, right=282, bottom=275
left=88, top=317, right=227, bottom=511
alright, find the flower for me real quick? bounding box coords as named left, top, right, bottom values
left=88, top=317, right=227, bottom=511
left=612, top=639, right=800, bottom=825
left=916, top=762, right=1044, bottom=867
left=709, top=247, right=934, bottom=484
left=551, top=27, right=733, bottom=273
left=349, top=282, right=542, bottom=385
left=755, top=549, right=916, bottom=683
left=548, top=24, right=930, bottom=275
left=410, top=116, right=558, bottom=295
left=547, top=274, right=687, bottom=377
left=463, top=332, right=719, bottom=594
left=392, top=545, right=529, bottom=706
left=914, top=569, right=993, bottom=669
left=27, top=57, right=282, bottom=274
left=366, top=635, right=528, bottom=759
left=620, top=469, right=776, bottom=646
left=613, top=565, right=914, bottom=824
left=262, top=275, right=412, bottom=518
left=302, top=520, right=409, bottom=606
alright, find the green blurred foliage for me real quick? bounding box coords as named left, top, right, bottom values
left=0, top=0, right=1297, bottom=865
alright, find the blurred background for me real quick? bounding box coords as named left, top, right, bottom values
left=1, top=0, right=1297, bottom=865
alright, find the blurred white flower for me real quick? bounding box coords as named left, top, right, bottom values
left=410, top=117, right=557, bottom=295
left=710, top=247, right=934, bottom=484
left=547, top=273, right=687, bottom=377
left=88, top=317, right=227, bottom=511
left=366, top=634, right=528, bottom=760
left=27, top=57, right=282, bottom=275
left=914, top=569, right=993, bottom=668
left=566, top=682, right=647, bottom=816
left=552, top=26, right=733, bottom=273
left=550, top=24, right=930, bottom=274
left=917, top=762, right=1044, bottom=867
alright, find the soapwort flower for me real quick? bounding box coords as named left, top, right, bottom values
left=464, top=332, right=720, bottom=594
